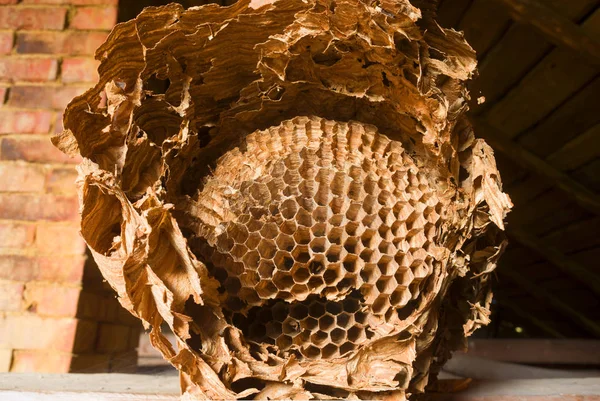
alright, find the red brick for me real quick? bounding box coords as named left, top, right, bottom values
left=0, top=281, right=24, bottom=312
left=23, top=0, right=117, bottom=4
left=0, top=0, right=18, bottom=4
left=0, top=193, right=79, bottom=221
left=36, top=223, right=86, bottom=255
left=70, top=6, right=117, bottom=30
left=0, top=255, right=37, bottom=281
left=0, top=349, right=11, bottom=373
left=16, top=31, right=107, bottom=55
left=36, top=255, right=86, bottom=283
left=0, top=137, right=80, bottom=164
left=45, top=166, right=77, bottom=193
left=61, top=57, right=99, bottom=83
left=0, top=57, right=58, bottom=82
left=7, top=85, right=88, bottom=110
left=0, top=222, right=36, bottom=248
left=69, top=353, right=110, bottom=373
left=0, top=163, right=46, bottom=192
left=0, top=110, right=53, bottom=134
left=23, top=283, right=81, bottom=317
left=0, top=315, right=97, bottom=352
left=10, top=350, right=71, bottom=373
left=0, top=86, right=6, bottom=104
left=0, top=7, right=67, bottom=30
left=0, top=31, right=13, bottom=54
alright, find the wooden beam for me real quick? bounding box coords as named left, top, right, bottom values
left=466, top=339, right=600, bottom=365
left=492, top=0, right=600, bottom=67
left=509, top=227, right=600, bottom=296
left=472, top=118, right=600, bottom=216
left=497, top=298, right=566, bottom=339
left=500, top=268, right=600, bottom=337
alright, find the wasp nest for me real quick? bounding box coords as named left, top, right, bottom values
left=53, top=0, right=512, bottom=399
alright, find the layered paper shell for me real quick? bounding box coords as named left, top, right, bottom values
left=53, top=0, right=512, bottom=399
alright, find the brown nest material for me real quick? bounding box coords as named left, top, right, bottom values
left=53, top=0, right=512, bottom=399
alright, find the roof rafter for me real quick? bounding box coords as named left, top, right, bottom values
left=493, top=0, right=600, bottom=67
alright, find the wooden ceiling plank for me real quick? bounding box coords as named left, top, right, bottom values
left=547, top=123, right=600, bottom=171
left=497, top=298, right=567, bottom=338
left=481, top=9, right=600, bottom=138
left=473, top=118, right=600, bottom=216
left=492, top=0, right=600, bottom=67
left=500, top=268, right=600, bottom=336
left=436, top=0, right=472, bottom=29
left=509, top=227, right=600, bottom=296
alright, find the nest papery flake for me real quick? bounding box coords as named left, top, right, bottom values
left=53, top=0, right=512, bottom=399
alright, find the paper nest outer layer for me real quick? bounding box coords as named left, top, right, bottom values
left=52, top=0, right=512, bottom=399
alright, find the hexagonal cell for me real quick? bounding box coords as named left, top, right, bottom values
left=347, top=326, right=367, bottom=343
left=242, top=250, right=260, bottom=268
left=378, top=225, right=394, bottom=242
left=390, top=288, right=411, bottom=307
left=342, top=296, right=361, bottom=313
left=302, top=316, right=318, bottom=332
left=411, top=259, right=430, bottom=279
left=272, top=302, right=289, bottom=322
left=310, top=330, right=329, bottom=347
left=329, top=213, right=344, bottom=227
left=336, top=277, right=354, bottom=293
left=394, top=268, right=414, bottom=286
left=312, top=206, right=329, bottom=223
left=276, top=334, right=293, bottom=350
left=228, top=261, right=245, bottom=276
left=372, top=295, right=391, bottom=315
left=289, top=303, right=309, bottom=320
left=294, top=330, right=311, bottom=346
left=395, top=251, right=413, bottom=268
left=240, top=270, right=260, bottom=287
left=291, top=245, right=311, bottom=263
left=308, top=301, right=326, bottom=318
left=258, top=260, right=275, bottom=279
left=303, top=345, right=321, bottom=359
left=274, top=250, right=294, bottom=271
left=354, top=311, right=368, bottom=325
left=266, top=321, right=283, bottom=339
left=259, top=222, right=279, bottom=240
left=224, top=276, right=241, bottom=293
left=282, top=317, right=301, bottom=336
left=245, top=232, right=262, bottom=250
left=319, top=314, right=335, bottom=331
left=239, top=288, right=261, bottom=305
left=360, top=228, right=377, bottom=247
left=323, top=264, right=343, bottom=286
left=311, top=222, right=327, bottom=238
left=276, top=234, right=295, bottom=252
left=246, top=217, right=264, bottom=233
left=391, top=220, right=407, bottom=238
left=343, top=236, right=362, bottom=255
left=314, top=184, right=331, bottom=207
left=336, top=312, right=354, bottom=329
left=291, top=265, right=310, bottom=284
left=273, top=271, right=295, bottom=291
left=280, top=198, right=298, bottom=219
left=293, top=226, right=311, bottom=245
left=361, top=213, right=377, bottom=228
left=225, top=296, right=245, bottom=312
left=296, top=208, right=312, bottom=227
left=325, top=245, right=342, bottom=263
left=291, top=283, right=310, bottom=300
left=307, top=275, right=325, bottom=291
left=258, top=239, right=277, bottom=259
left=228, top=223, right=249, bottom=244
left=330, top=171, right=348, bottom=196
left=339, top=342, right=354, bottom=356
left=249, top=323, right=266, bottom=339
left=216, top=235, right=235, bottom=253
left=308, top=254, right=326, bottom=275
left=327, top=226, right=344, bottom=245
left=330, top=328, right=346, bottom=345
left=283, top=168, right=301, bottom=186
left=362, top=194, right=378, bottom=214
left=377, top=255, right=396, bottom=276
left=321, top=343, right=338, bottom=358
left=309, top=237, right=327, bottom=254
left=376, top=276, right=398, bottom=295
left=360, top=263, right=382, bottom=284
left=345, top=202, right=365, bottom=221
left=342, top=254, right=363, bottom=274
left=230, top=243, right=248, bottom=260
left=363, top=176, right=378, bottom=195
left=280, top=220, right=297, bottom=235
left=407, top=231, right=427, bottom=249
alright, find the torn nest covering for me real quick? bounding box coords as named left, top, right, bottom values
left=52, top=0, right=512, bottom=399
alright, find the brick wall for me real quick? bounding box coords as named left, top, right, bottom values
left=0, top=0, right=141, bottom=373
